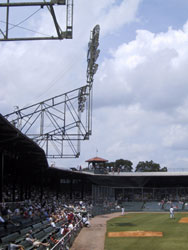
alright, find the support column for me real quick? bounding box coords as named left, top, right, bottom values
left=81, top=180, right=84, bottom=200
left=0, top=152, right=4, bottom=202
left=70, top=178, right=72, bottom=200
left=12, top=182, right=15, bottom=202
left=25, top=184, right=28, bottom=200
left=20, top=182, right=23, bottom=201
left=56, top=177, right=60, bottom=200
left=40, top=183, right=43, bottom=202
left=28, top=185, right=31, bottom=199
left=40, top=168, right=44, bottom=202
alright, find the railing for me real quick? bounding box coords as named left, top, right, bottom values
left=50, top=219, right=82, bottom=250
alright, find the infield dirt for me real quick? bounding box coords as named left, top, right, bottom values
left=179, top=217, right=188, bottom=223
left=70, top=212, right=121, bottom=250
left=108, top=231, right=163, bottom=237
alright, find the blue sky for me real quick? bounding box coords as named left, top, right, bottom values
left=101, top=0, right=188, bottom=55
left=138, top=0, right=188, bottom=31
left=1, top=0, right=188, bottom=171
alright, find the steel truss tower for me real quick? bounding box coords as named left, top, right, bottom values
left=0, top=0, right=73, bottom=41
left=5, top=25, right=100, bottom=158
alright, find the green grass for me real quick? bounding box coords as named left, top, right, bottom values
left=104, top=213, right=188, bottom=250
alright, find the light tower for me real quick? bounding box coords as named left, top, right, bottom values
left=4, top=25, right=100, bottom=158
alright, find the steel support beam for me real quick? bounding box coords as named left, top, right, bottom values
left=4, top=25, right=100, bottom=158
left=0, top=1, right=66, bottom=7
left=0, top=0, right=73, bottom=41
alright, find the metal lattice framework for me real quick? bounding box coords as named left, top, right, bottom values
left=5, top=25, right=100, bottom=158
left=0, top=0, right=73, bottom=41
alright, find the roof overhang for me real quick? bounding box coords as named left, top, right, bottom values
left=0, top=113, right=48, bottom=168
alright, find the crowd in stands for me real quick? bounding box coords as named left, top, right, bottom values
left=114, top=187, right=188, bottom=202
left=2, top=184, right=188, bottom=249
left=0, top=186, right=92, bottom=250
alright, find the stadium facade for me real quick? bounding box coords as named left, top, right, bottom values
left=1, top=114, right=188, bottom=204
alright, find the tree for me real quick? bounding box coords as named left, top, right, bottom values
left=160, top=166, right=168, bottom=172
left=115, top=159, right=133, bottom=172
left=108, top=162, right=115, bottom=168
left=107, top=159, right=133, bottom=172
left=135, top=160, right=167, bottom=172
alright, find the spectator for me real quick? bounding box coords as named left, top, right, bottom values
left=25, top=234, right=50, bottom=248
left=50, top=232, right=59, bottom=244
left=82, top=216, right=90, bottom=227
left=8, top=241, right=24, bottom=250
left=60, top=224, right=65, bottom=235
left=62, top=225, right=69, bottom=236
left=0, top=212, right=7, bottom=229
left=68, top=222, right=74, bottom=231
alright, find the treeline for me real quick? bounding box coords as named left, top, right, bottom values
left=107, top=159, right=167, bottom=172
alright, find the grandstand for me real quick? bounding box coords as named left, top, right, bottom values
left=1, top=114, right=188, bottom=248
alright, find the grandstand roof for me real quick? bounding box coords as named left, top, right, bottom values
left=0, top=114, right=48, bottom=168
left=107, top=171, right=188, bottom=177
left=56, top=168, right=188, bottom=188
left=85, top=156, right=108, bottom=162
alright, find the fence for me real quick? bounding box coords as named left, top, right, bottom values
left=50, top=219, right=82, bottom=250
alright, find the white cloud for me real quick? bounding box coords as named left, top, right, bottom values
left=99, top=0, right=141, bottom=35
left=87, top=21, right=188, bottom=170
left=0, top=0, right=141, bottom=169
left=162, top=125, right=188, bottom=150
left=95, top=23, right=188, bottom=114
left=0, top=0, right=141, bottom=113
left=2, top=0, right=188, bottom=172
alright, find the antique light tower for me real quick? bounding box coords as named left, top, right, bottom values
left=5, top=25, right=100, bottom=158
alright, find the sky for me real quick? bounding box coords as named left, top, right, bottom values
left=1, top=0, right=188, bottom=171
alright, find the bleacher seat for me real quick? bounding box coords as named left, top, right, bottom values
left=1, top=231, right=20, bottom=244
left=19, top=239, right=33, bottom=249
left=14, top=226, right=33, bottom=244
left=0, top=224, right=5, bottom=234
left=142, top=202, right=162, bottom=211
left=42, top=220, right=49, bottom=226
left=19, top=217, right=33, bottom=227
left=32, top=222, right=43, bottom=230
left=20, top=226, right=32, bottom=236
left=56, top=220, right=64, bottom=227
left=44, top=226, right=54, bottom=234
left=34, top=230, right=46, bottom=241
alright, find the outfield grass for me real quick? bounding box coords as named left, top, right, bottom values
left=104, top=213, right=188, bottom=250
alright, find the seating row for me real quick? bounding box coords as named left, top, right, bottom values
left=0, top=218, right=57, bottom=249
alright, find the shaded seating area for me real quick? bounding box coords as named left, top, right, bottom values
left=0, top=218, right=51, bottom=245
left=0, top=210, right=84, bottom=249
left=0, top=116, right=91, bottom=249
left=0, top=214, right=46, bottom=237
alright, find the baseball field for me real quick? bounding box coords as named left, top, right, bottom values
left=104, top=212, right=188, bottom=250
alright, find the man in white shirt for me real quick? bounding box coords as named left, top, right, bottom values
left=121, top=207, right=125, bottom=216
left=82, top=216, right=90, bottom=227
left=170, top=206, right=174, bottom=219
left=68, top=222, right=73, bottom=230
